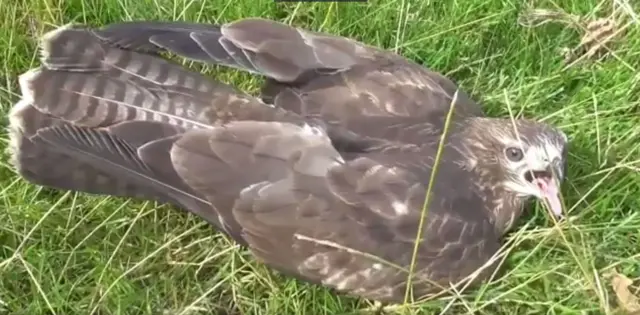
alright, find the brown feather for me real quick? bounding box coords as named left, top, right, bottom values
left=8, top=19, right=569, bottom=303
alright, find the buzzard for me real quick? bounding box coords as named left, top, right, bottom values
left=8, top=18, right=569, bottom=303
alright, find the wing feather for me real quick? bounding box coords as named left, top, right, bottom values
left=20, top=24, right=301, bottom=130
left=8, top=101, right=163, bottom=200
left=107, top=120, right=184, bottom=147
left=30, top=120, right=223, bottom=228
left=165, top=121, right=499, bottom=302
left=29, top=121, right=174, bottom=204
left=94, top=18, right=373, bottom=82
left=91, top=19, right=483, bottom=144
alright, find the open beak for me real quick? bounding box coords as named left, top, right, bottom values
left=525, top=164, right=564, bottom=218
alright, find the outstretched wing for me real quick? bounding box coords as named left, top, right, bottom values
left=8, top=24, right=303, bottom=229
left=92, top=19, right=485, bottom=145
left=170, top=120, right=500, bottom=302
left=94, top=18, right=372, bottom=82
left=22, top=24, right=301, bottom=129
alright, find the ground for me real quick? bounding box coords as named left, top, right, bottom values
left=0, top=0, right=639, bottom=314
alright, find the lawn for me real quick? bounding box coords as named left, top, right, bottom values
left=1, top=0, right=639, bottom=314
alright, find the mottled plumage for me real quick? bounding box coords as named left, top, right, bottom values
left=8, top=18, right=569, bottom=302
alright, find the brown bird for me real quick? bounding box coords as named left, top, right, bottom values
left=9, top=18, right=569, bottom=303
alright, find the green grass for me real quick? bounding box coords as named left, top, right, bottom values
left=1, top=0, right=639, bottom=314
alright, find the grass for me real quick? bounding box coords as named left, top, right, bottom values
left=1, top=0, right=639, bottom=314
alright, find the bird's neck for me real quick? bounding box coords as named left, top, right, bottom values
left=459, top=117, right=527, bottom=235
left=485, top=186, right=526, bottom=235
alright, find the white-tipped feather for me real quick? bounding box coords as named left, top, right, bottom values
left=8, top=99, right=33, bottom=134
left=17, top=68, right=41, bottom=105
left=6, top=100, right=33, bottom=169
left=39, top=23, right=76, bottom=61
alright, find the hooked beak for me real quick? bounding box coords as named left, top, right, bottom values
left=524, top=161, right=564, bottom=218
left=551, top=157, right=565, bottom=181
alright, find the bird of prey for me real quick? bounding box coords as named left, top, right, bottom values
left=8, top=18, right=569, bottom=303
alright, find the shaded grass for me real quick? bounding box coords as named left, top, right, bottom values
left=1, top=0, right=639, bottom=314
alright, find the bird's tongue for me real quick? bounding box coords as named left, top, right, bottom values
left=533, top=177, right=563, bottom=218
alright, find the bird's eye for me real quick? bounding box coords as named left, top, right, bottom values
left=505, top=147, right=524, bottom=162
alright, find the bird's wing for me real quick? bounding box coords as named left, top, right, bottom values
left=8, top=101, right=168, bottom=202
left=170, top=120, right=500, bottom=302
left=8, top=100, right=226, bottom=227
left=8, top=24, right=304, bottom=229
left=92, top=18, right=484, bottom=141
left=22, top=24, right=300, bottom=130
left=93, top=18, right=372, bottom=82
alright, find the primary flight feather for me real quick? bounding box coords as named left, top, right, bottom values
left=8, top=18, right=569, bottom=302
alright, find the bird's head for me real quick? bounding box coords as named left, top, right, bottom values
left=465, top=118, right=569, bottom=218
